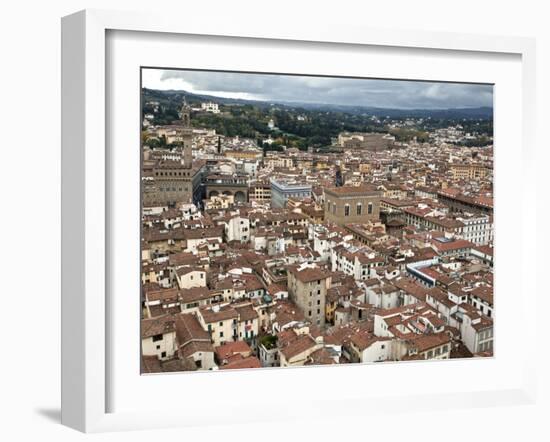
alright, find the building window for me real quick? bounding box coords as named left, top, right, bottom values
left=344, top=204, right=350, bottom=216
left=219, top=331, right=224, bottom=338
left=152, top=334, right=163, bottom=342
left=357, top=203, right=362, bottom=215
left=368, top=202, right=373, bottom=215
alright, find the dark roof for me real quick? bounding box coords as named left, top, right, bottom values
left=175, top=313, right=210, bottom=345
left=325, top=185, right=380, bottom=197
left=287, top=265, right=329, bottom=283
left=141, top=315, right=176, bottom=339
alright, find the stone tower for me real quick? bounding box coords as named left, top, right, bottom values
left=181, top=99, right=193, bottom=169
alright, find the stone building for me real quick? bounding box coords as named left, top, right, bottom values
left=142, top=100, right=206, bottom=206
left=181, top=102, right=193, bottom=169
left=337, top=132, right=395, bottom=151
left=249, top=180, right=271, bottom=204
left=143, top=160, right=205, bottom=206
left=270, top=178, right=312, bottom=208
left=287, top=264, right=331, bottom=327
left=324, top=185, right=382, bottom=226
left=205, top=173, right=248, bottom=203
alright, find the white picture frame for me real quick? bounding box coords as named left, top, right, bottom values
left=61, top=9, right=538, bottom=433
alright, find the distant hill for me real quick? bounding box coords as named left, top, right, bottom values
left=294, top=104, right=493, bottom=119
left=142, top=88, right=493, bottom=120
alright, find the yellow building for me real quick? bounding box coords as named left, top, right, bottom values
left=325, top=298, right=338, bottom=325
left=450, top=163, right=489, bottom=180
left=224, top=150, right=262, bottom=160
left=359, top=163, right=372, bottom=173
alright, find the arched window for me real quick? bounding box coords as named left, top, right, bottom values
left=368, top=202, right=373, bottom=215
left=344, top=204, right=350, bottom=216
left=357, top=203, right=362, bottom=215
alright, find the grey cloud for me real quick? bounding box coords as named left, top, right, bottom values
left=156, top=69, right=493, bottom=109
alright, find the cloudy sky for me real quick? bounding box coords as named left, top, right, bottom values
left=142, top=68, right=493, bottom=110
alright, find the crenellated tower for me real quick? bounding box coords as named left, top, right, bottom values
left=181, top=99, right=193, bottom=168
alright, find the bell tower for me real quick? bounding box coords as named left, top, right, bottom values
left=181, top=99, right=193, bottom=169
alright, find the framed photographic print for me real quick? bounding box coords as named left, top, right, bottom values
left=61, top=9, right=537, bottom=433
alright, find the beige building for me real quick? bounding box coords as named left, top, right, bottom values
left=279, top=333, right=322, bottom=367
left=175, top=313, right=216, bottom=370
left=324, top=185, right=382, bottom=226
left=403, top=332, right=452, bottom=361
left=249, top=181, right=271, bottom=204
left=224, top=149, right=262, bottom=161
left=141, top=315, right=177, bottom=361
left=179, top=287, right=224, bottom=313
left=233, top=303, right=260, bottom=345
left=173, top=267, right=207, bottom=290
left=196, top=303, right=260, bottom=347
left=196, top=305, right=239, bottom=347
left=182, top=226, right=224, bottom=254
left=143, top=287, right=181, bottom=318
left=265, top=155, right=294, bottom=169
left=449, top=163, right=489, bottom=180
left=287, top=264, right=332, bottom=327
left=204, top=194, right=234, bottom=210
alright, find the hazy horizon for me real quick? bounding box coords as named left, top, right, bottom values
left=142, top=68, right=494, bottom=111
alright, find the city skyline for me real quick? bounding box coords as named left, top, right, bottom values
left=140, top=69, right=493, bottom=374
left=142, top=68, right=494, bottom=110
